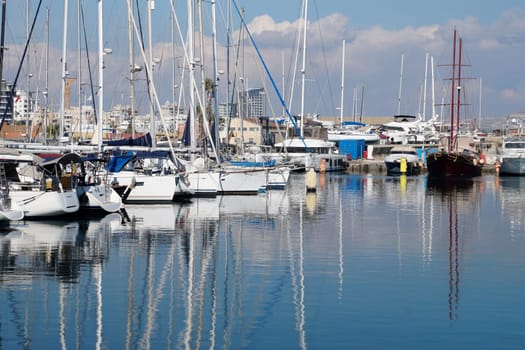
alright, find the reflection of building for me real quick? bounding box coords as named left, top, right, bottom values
left=240, top=88, right=265, bottom=118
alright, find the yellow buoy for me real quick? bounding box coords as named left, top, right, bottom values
left=400, top=157, right=408, bottom=174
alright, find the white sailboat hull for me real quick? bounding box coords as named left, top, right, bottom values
left=10, top=189, right=80, bottom=218
left=111, top=171, right=192, bottom=203
left=77, top=184, right=122, bottom=213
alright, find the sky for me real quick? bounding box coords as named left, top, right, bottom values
left=3, top=0, right=525, bottom=129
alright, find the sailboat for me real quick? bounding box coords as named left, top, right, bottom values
left=426, top=29, right=483, bottom=178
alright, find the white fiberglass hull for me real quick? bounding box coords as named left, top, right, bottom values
left=215, top=167, right=267, bottom=195
left=77, top=184, right=122, bottom=213
left=0, top=198, right=24, bottom=222
left=10, top=189, right=80, bottom=218
left=499, top=156, right=525, bottom=175
left=111, top=171, right=193, bottom=203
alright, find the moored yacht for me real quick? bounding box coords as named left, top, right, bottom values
left=2, top=153, right=80, bottom=218
left=268, top=138, right=348, bottom=172
left=498, top=115, right=525, bottom=175
left=384, top=146, right=423, bottom=175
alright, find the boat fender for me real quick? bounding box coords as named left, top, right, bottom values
left=45, top=178, right=53, bottom=191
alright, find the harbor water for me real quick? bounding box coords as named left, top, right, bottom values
left=0, top=173, right=524, bottom=349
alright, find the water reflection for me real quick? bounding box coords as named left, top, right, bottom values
left=0, top=174, right=524, bottom=349
left=0, top=216, right=116, bottom=284
left=425, top=177, right=479, bottom=321
left=498, top=176, right=525, bottom=238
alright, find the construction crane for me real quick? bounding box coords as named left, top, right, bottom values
left=65, top=77, right=76, bottom=110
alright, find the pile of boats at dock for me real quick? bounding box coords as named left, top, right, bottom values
left=0, top=140, right=334, bottom=222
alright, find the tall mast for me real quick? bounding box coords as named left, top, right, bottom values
left=97, top=0, right=103, bottom=152
left=431, top=55, right=436, bottom=120
left=449, top=29, right=457, bottom=153
left=77, top=0, right=82, bottom=142
left=299, top=0, right=308, bottom=136
left=397, top=53, right=404, bottom=115
left=197, top=0, right=206, bottom=155
left=147, top=0, right=156, bottom=148
left=59, top=0, right=69, bottom=141
left=44, top=7, right=49, bottom=144
left=188, top=0, right=196, bottom=158
left=211, top=0, right=220, bottom=162
left=423, top=52, right=428, bottom=120
left=339, top=39, right=345, bottom=126
left=456, top=36, right=463, bottom=150
left=128, top=0, right=136, bottom=138
left=0, top=0, right=6, bottom=99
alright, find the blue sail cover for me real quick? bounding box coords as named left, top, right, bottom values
left=106, top=151, right=134, bottom=172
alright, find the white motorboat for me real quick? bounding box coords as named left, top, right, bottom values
left=498, top=114, right=525, bottom=176
left=499, top=137, right=525, bottom=175
left=327, top=121, right=380, bottom=144
left=379, top=114, right=440, bottom=145
left=268, top=138, right=348, bottom=172
left=384, top=146, right=423, bottom=175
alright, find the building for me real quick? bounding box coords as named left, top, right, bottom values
left=219, top=117, right=262, bottom=147
left=0, top=80, right=14, bottom=122
left=240, top=87, right=265, bottom=119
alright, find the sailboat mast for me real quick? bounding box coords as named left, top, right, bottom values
left=77, top=0, right=82, bottom=142
left=339, top=39, right=345, bottom=126
left=449, top=29, right=457, bottom=153
left=44, top=7, right=49, bottom=144
left=147, top=0, right=156, bottom=148
left=456, top=37, right=463, bottom=148
left=431, top=55, right=436, bottom=120
left=211, top=0, right=220, bottom=162
left=128, top=0, right=136, bottom=138
left=97, top=0, right=103, bottom=152
left=397, top=53, right=404, bottom=115
left=0, top=0, right=6, bottom=102
left=188, top=0, right=196, bottom=157
left=59, top=0, right=69, bottom=141
left=299, top=0, right=308, bottom=136
left=423, top=52, right=428, bottom=120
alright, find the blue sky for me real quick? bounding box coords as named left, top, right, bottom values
left=240, top=1, right=524, bottom=28
left=4, top=0, right=525, bottom=128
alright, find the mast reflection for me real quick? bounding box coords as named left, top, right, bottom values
left=426, top=177, right=477, bottom=320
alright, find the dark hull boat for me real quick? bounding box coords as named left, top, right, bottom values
left=426, top=29, right=483, bottom=178
left=426, top=150, right=482, bottom=178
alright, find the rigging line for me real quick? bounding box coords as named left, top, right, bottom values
left=231, top=0, right=308, bottom=150
left=167, top=0, right=218, bottom=160
left=287, top=0, right=306, bottom=114
left=135, top=0, right=155, bottom=114
left=312, top=0, right=337, bottom=113
left=0, top=0, right=43, bottom=131
left=80, top=3, right=98, bottom=125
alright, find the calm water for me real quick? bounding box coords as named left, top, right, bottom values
left=0, top=173, right=524, bottom=349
